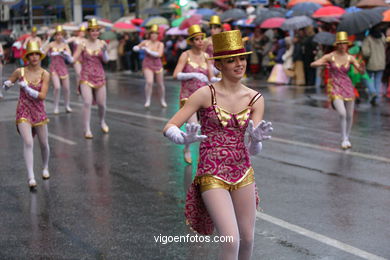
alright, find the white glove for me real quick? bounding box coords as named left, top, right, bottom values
left=177, top=72, right=208, bottom=83
left=210, top=76, right=221, bottom=83
left=50, top=51, right=61, bottom=56
left=2, top=80, right=14, bottom=91
left=19, top=80, right=39, bottom=99
left=133, top=46, right=140, bottom=52
left=213, top=66, right=220, bottom=76
left=247, top=120, right=273, bottom=143
left=193, top=73, right=209, bottom=83
left=102, top=50, right=109, bottom=63
left=247, top=141, right=262, bottom=155
left=61, top=51, right=74, bottom=63
left=164, top=123, right=207, bottom=145
left=144, top=48, right=160, bottom=58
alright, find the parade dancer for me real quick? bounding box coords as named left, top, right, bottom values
left=173, top=24, right=214, bottom=164
left=204, top=15, right=222, bottom=57
left=23, top=26, right=42, bottom=49
left=133, top=24, right=167, bottom=108
left=67, top=25, right=86, bottom=93
left=72, top=18, right=109, bottom=139
left=44, top=25, right=73, bottom=114
left=163, top=30, right=272, bottom=259
left=311, top=32, right=363, bottom=150
left=1, top=42, right=50, bottom=190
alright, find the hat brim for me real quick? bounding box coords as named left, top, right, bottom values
left=23, top=51, right=46, bottom=62
left=186, top=32, right=206, bottom=44
left=208, top=51, right=252, bottom=60
left=333, top=40, right=352, bottom=46
left=88, top=25, right=102, bottom=30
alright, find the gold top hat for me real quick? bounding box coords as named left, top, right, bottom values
left=31, top=26, right=37, bottom=33
left=54, top=25, right=65, bottom=35
left=186, top=24, right=206, bottom=44
left=23, top=41, right=45, bottom=62
left=334, top=31, right=351, bottom=45
left=149, top=24, right=159, bottom=33
left=88, top=18, right=101, bottom=30
left=209, top=30, right=252, bottom=60
left=209, top=15, right=221, bottom=26
left=79, top=25, right=86, bottom=32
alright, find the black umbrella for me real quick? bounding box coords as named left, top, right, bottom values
left=313, top=32, right=336, bottom=45
left=337, top=9, right=383, bottom=34
left=220, top=8, right=247, bottom=22
left=253, top=8, right=285, bottom=25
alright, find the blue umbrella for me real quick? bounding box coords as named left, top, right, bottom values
left=196, top=8, right=215, bottom=16
left=345, top=6, right=362, bottom=13
left=290, top=2, right=321, bottom=17
left=233, top=18, right=255, bottom=28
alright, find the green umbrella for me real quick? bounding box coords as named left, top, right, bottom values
left=100, top=31, right=117, bottom=40
left=171, top=17, right=186, bottom=27
left=145, top=16, right=169, bottom=26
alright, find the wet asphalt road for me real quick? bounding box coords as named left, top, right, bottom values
left=0, top=64, right=389, bottom=260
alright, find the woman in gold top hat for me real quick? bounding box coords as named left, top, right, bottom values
left=1, top=41, right=51, bottom=190
left=204, top=15, right=223, bottom=57
left=73, top=18, right=110, bottom=139
left=163, top=30, right=272, bottom=259
left=173, top=24, right=215, bottom=164
left=133, top=24, right=167, bottom=108
left=311, top=31, right=363, bottom=149
left=44, top=25, right=73, bottom=114
left=67, top=25, right=87, bottom=93
left=23, top=26, right=43, bottom=49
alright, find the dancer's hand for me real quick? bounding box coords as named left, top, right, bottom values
left=143, top=48, right=160, bottom=58
left=18, top=80, right=28, bottom=89
left=2, top=80, right=13, bottom=91
left=18, top=80, right=39, bottom=99
left=192, top=73, right=209, bottom=83
left=50, top=51, right=61, bottom=56
left=164, top=123, right=207, bottom=145
left=133, top=46, right=140, bottom=52
left=209, top=76, right=221, bottom=83
left=247, top=120, right=273, bottom=143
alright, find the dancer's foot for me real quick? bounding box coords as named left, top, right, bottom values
left=84, top=130, right=93, bottom=139
left=101, top=122, right=109, bottom=134
left=160, top=100, right=167, bottom=108
left=65, top=106, right=72, bottom=113
left=183, top=148, right=192, bottom=164
left=28, top=179, right=37, bottom=190
left=144, top=100, right=151, bottom=108
left=54, top=107, right=59, bottom=115
left=42, top=169, right=50, bottom=180
left=370, top=95, right=377, bottom=106
left=341, top=139, right=351, bottom=150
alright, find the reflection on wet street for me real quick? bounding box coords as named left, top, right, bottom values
left=0, top=66, right=389, bottom=259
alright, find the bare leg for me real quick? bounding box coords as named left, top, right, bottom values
left=52, top=73, right=61, bottom=114
left=231, top=184, right=257, bottom=260
left=155, top=71, right=167, bottom=107
left=143, top=69, right=154, bottom=107
left=80, top=84, right=93, bottom=136
left=95, top=86, right=108, bottom=131
left=35, top=124, right=50, bottom=178
left=61, top=77, right=72, bottom=112
left=17, top=123, right=36, bottom=185
left=202, top=189, right=240, bottom=260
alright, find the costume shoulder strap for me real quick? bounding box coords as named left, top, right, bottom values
left=208, top=85, right=216, bottom=105
left=248, top=92, right=262, bottom=107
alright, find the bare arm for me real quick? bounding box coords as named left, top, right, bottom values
left=173, top=51, right=189, bottom=79
left=163, top=86, right=209, bottom=133
left=311, top=53, right=330, bottom=67
left=350, top=55, right=364, bottom=74
left=72, top=43, right=83, bottom=61
left=37, top=70, right=50, bottom=100
left=249, top=95, right=265, bottom=126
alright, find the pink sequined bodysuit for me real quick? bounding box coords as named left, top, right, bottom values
left=49, top=47, right=68, bottom=79
left=185, top=85, right=261, bottom=235
left=327, top=55, right=355, bottom=101
left=179, top=53, right=209, bottom=103
left=16, top=68, right=49, bottom=128
left=142, top=53, right=163, bottom=73
left=80, top=44, right=106, bottom=88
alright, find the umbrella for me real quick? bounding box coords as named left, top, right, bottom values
left=115, top=16, right=134, bottom=23
left=312, top=6, right=346, bottom=18
left=260, top=17, right=286, bottom=29
left=337, top=9, right=383, bottom=34
left=345, top=6, right=362, bottom=13
left=313, top=32, right=335, bottom=45
left=281, top=16, right=314, bottom=30
left=220, top=8, right=247, bottom=22
left=179, top=14, right=202, bottom=29
left=17, top=33, right=30, bottom=42
left=166, top=27, right=188, bottom=36
left=383, top=9, right=390, bottom=21
left=131, top=18, right=144, bottom=26
left=290, top=2, right=321, bottom=17
left=171, top=16, right=186, bottom=27
left=270, top=7, right=288, bottom=15
left=317, top=17, right=341, bottom=23
left=100, top=31, right=117, bottom=40
left=287, top=0, right=332, bottom=8
left=356, top=0, right=388, bottom=9
left=141, top=7, right=173, bottom=15
left=253, top=9, right=284, bottom=25
left=196, top=8, right=216, bottom=17
left=113, top=22, right=138, bottom=32
left=233, top=18, right=255, bottom=28
left=142, top=16, right=169, bottom=27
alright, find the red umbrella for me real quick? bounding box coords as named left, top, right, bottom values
left=131, top=18, right=144, bottom=26
left=260, top=17, right=286, bottom=28
left=113, top=22, right=137, bottom=32
left=17, top=33, right=30, bottom=42
left=287, top=0, right=333, bottom=8
left=179, top=14, right=202, bottom=30
left=312, top=6, right=346, bottom=17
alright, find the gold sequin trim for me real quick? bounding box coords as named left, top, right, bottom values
left=16, top=118, right=50, bottom=127
left=180, top=98, right=188, bottom=108
left=79, top=80, right=104, bottom=89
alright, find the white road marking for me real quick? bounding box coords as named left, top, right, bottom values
left=48, top=133, right=77, bottom=145
left=257, top=212, right=386, bottom=260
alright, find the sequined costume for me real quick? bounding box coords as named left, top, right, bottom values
left=16, top=68, right=49, bottom=128
left=49, top=47, right=69, bottom=79
left=185, top=85, right=261, bottom=235
left=142, top=52, right=163, bottom=73
left=327, top=55, right=355, bottom=101
left=179, top=53, right=209, bottom=107
left=80, top=43, right=106, bottom=88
